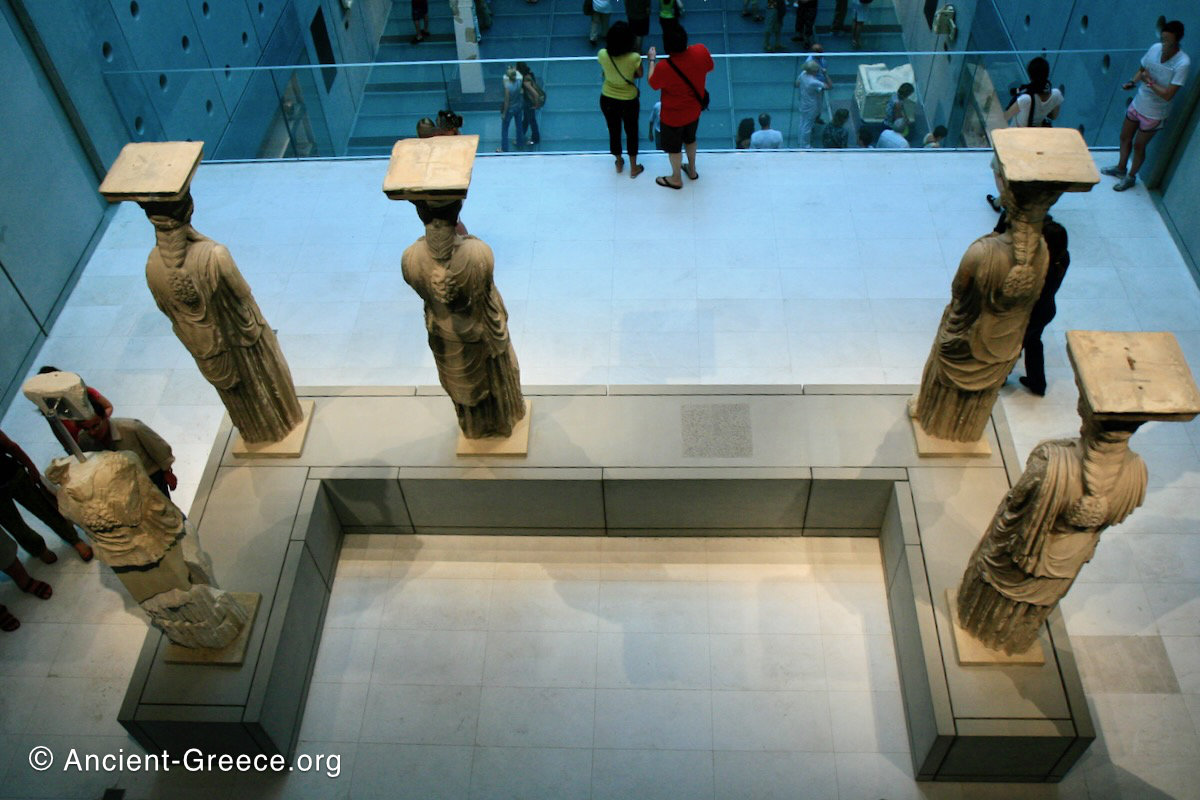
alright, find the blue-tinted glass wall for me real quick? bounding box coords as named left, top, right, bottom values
left=14, top=0, right=391, bottom=164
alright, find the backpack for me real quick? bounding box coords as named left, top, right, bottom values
left=524, top=74, right=546, bottom=109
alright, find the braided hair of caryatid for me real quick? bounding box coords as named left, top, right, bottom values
left=413, top=199, right=466, bottom=304
left=1064, top=402, right=1141, bottom=528
left=995, top=180, right=1057, bottom=303
left=142, top=194, right=205, bottom=307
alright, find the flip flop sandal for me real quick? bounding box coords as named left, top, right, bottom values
left=684, top=167, right=699, bottom=180
left=73, top=541, right=94, bottom=562
left=630, top=164, right=645, bottom=179
left=656, top=176, right=682, bottom=190
left=0, top=606, right=18, bottom=632
left=19, top=578, right=52, bottom=600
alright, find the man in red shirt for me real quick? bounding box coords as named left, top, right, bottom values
left=647, top=25, right=713, bottom=189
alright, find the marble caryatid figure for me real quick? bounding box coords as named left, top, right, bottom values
left=911, top=129, right=1099, bottom=444
left=402, top=198, right=525, bottom=438
left=957, top=331, right=1200, bottom=655
left=99, top=142, right=303, bottom=445
left=46, top=451, right=249, bottom=649
left=383, top=135, right=526, bottom=440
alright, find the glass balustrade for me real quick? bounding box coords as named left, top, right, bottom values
left=102, top=48, right=1142, bottom=161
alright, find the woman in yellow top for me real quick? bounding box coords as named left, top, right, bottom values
left=597, top=21, right=645, bottom=178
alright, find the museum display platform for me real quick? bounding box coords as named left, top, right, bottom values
left=118, top=384, right=1092, bottom=783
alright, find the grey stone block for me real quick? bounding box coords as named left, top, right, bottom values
left=802, top=384, right=918, bottom=395
left=889, top=542, right=954, bottom=779
left=805, top=470, right=901, bottom=529
left=603, top=468, right=810, bottom=530
left=297, top=386, right=417, bottom=397
left=293, top=480, right=342, bottom=587
left=936, top=733, right=1074, bottom=780
left=400, top=467, right=604, bottom=530
left=309, top=467, right=412, bottom=531
left=252, top=544, right=330, bottom=760
left=608, top=384, right=805, bottom=395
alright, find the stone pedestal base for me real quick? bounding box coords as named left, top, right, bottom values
left=456, top=399, right=532, bottom=456
left=946, top=588, right=1044, bottom=666
left=163, top=592, right=261, bottom=665
left=232, top=400, right=315, bottom=459
left=911, top=418, right=992, bottom=457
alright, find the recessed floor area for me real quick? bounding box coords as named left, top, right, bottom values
left=309, top=533, right=901, bottom=800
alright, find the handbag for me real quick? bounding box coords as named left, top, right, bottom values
left=583, top=0, right=593, bottom=15
left=606, top=51, right=640, bottom=98
left=666, top=57, right=709, bottom=111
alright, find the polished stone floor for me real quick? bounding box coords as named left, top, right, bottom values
left=1, top=150, right=1199, bottom=799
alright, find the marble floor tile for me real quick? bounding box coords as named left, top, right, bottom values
left=709, top=633, right=826, bottom=691
left=371, top=629, right=488, bottom=685
left=592, top=749, right=716, bottom=800
left=1059, top=582, right=1159, bottom=637
left=476, top=686, right=595, bottom=748
left=358, top=684, right=480, bottom=745
left=595, top=632, right=710, bottom=690
left=298, top=682, right=370, bottom=742
left=349, top=744, right=473, bottom=800
left=483, top=630, right=598, bottom=688
left=469, top=746, right=592, bottom=800
left=381, top=578, right=492, bottom=630
left=711, top=689, right=833, bottom=752
left=1162, top=635, right=1200, bottom=694
left=596, top=580, right=710, bottom=634
left=1072, top=636, right=1181, bottom=695
left=593, top=688, right=712, bottom=750
left=828, top=689, right=910, bottom=753
left=713, top=750, right=839, bottom=800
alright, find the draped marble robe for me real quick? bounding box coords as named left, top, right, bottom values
left=957, top=414, right=1146, bottom=654
left=913, top=229, right=1047, bottom=441
left=143, top=195, right=302, bottom=444
left=401, top=218, right=525, bottom=438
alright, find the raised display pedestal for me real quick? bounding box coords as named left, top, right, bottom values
left=119, top=384, right=1092, bottom=781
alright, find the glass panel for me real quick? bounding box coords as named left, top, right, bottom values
left=101, top=49, right=1143, bottom=160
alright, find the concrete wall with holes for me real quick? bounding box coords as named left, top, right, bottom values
left=992, top=0, right=1195, bottom=148
left=9, top=0, right=390, bottom=164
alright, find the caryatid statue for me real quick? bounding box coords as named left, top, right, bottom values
left=911, top=129, right=1099, bottom=445
left=23, top=372, right=253, bottom=653
left=99, top=142, right=305, bottom=446
left=956, top=331, right=1200, bottom=655
left=382, top=136, right=528, bottom=444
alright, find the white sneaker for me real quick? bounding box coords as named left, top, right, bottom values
left=1113, top=174, right=1136, bottom=191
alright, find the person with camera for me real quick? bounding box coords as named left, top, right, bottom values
left=987, top=57, right=1062, bottom=212
left=647, top=25, right=713, bottom=189
left=1102, top=20, right=1190, bottom=192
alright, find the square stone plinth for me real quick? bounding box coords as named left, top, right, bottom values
left=990, top=128, right=1099, bottom=190
left=1067, top=330, right=1200, bottom=422
left=99, top=141, right=204, bottom=202
left=383, top=135, right=478, bottom=201
left=163, top=592, right=262, bottom=666
left=911, top=418, right=992, bottom=457
left=232, top=400, right=315, bottom=458
left=456, top=399, right=532, bottom=456
left=946, top=589, right=1045, bottom=666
